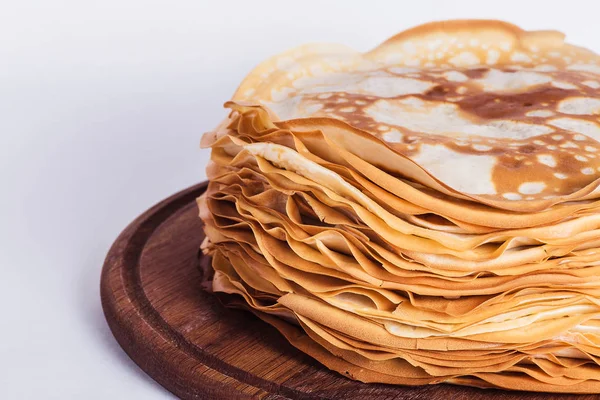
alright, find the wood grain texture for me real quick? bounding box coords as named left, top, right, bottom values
left=101, top=182, right=595, bottom=399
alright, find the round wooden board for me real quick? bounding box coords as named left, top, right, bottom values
left=101, top=182, right=593, bottom=400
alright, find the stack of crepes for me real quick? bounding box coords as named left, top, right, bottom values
left=198, top=20, right=600, bottom=393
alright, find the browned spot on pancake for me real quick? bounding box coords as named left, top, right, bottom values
left=424, top=85, right=451, bottom=98
left=463, top=68, right=490, bottom=79
left=518, top=145, right=537, bottom=154
left=498, top=156, right=525, bottom=170
left=457, top=88, right=578, bottom=119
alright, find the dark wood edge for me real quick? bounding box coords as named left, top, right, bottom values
left=100, top=182, right=329, bottom=399
left=101, top=183, right=255, bottom=399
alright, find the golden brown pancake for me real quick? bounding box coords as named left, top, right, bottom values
left=198, top=20, right=600, bottom=392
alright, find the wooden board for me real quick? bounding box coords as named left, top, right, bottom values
left=101, top=182, right=593, bottom=400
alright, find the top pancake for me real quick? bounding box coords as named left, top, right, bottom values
left=229, top=20, right=600, bottom=206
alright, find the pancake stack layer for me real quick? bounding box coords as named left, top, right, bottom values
left=198, top=20, right=600, bottom=392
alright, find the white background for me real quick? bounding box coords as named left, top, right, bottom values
left=2, top=1, right=600, bottom=398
